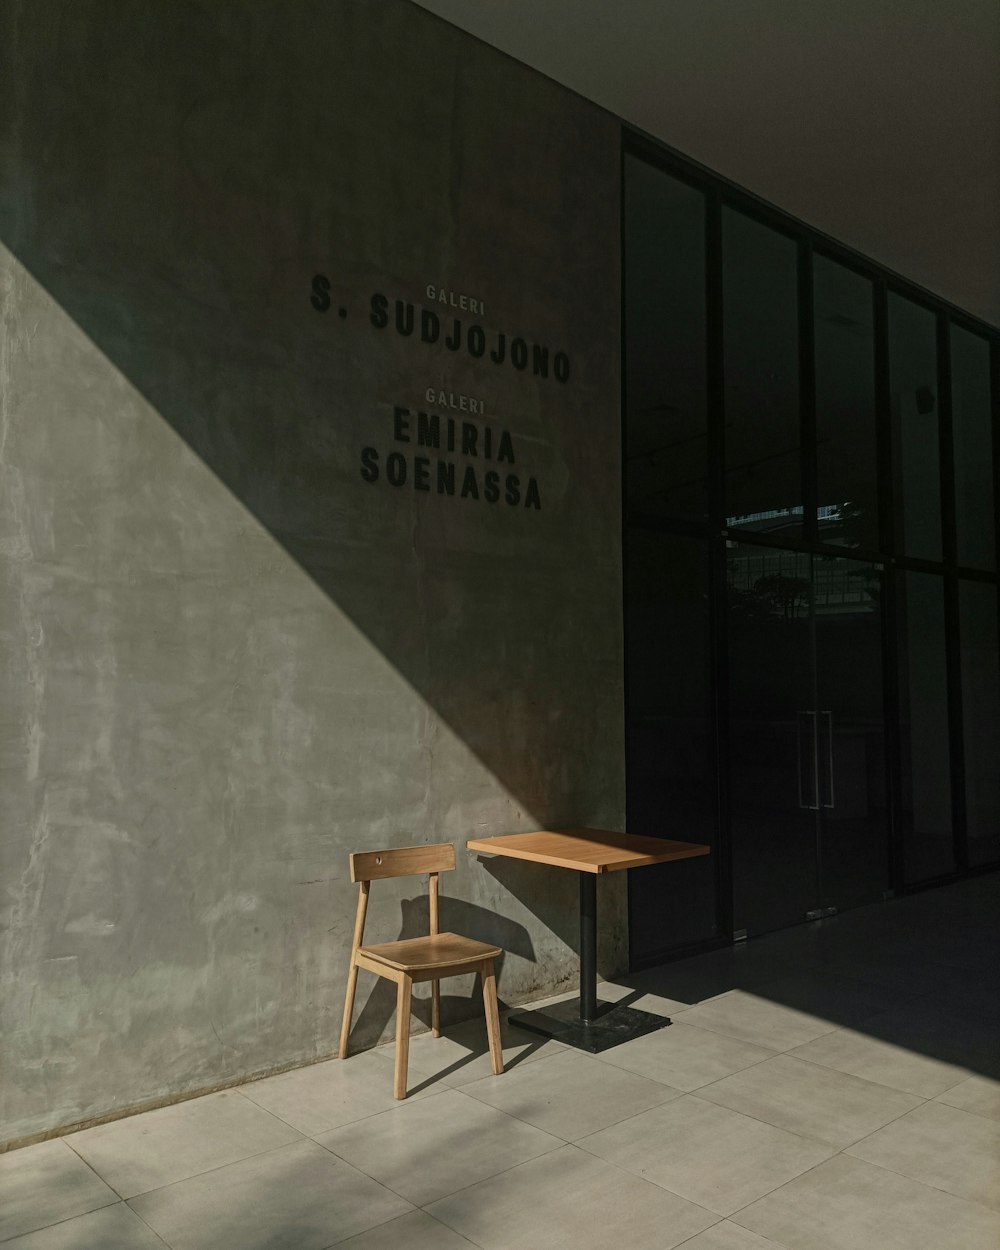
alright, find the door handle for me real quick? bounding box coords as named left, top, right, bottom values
left=797, top=711, right=819, bottom=810
left=821, top=711, right=835, bottom=809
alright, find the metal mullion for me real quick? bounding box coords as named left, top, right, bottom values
left=874, top=279, right=895, bottom=559
left=938, top=315, right=969, bottom=873
left=799, top=240, right=818, bottom=544
left=944, top=571, right=968, bottom=872
left=710, top=534, right=734, bottom=941
left=882, top=561, right=904, bottom=895
left=938, top=314, right=958, bottom=569
left=992, top=339, right=1000, bottom=577
left=707, top=187, right=724, bottom=532
left=706, top=186, right=732, bottom=941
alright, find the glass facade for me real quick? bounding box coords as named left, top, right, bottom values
left=723, top=210, right=801, bottom=535
left=624, top=155, right=708, bottom=525
left=624, top=142, right=999, bottom=960
left=952, top=327, right=996, bottom=570
left=897, top=572, right=953, bottom=883
left=889, top=295, right=942, bottom=561
left=814, top=258, right=878, bottom=550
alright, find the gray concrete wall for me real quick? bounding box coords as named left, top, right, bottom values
left=0, top=1, right=624, bottom=1144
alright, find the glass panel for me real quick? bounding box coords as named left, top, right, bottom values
left=626, top=530, right=717, bottom=957
left=952, top=327, right=995, bottom=570
left=889, top=295, right=941, bottom=560
left=814, top=258, right=878, bottom=549
left=960, top=581, right=1000, bottom=865
left=723, top=211, right=801, bottom=537
left=898, top=572, right=953, bottom=882
left=624, top=156, right=708, bottom=523
left=814, top=555, right=888, bottom=910
left=727, top=544, right=816, bottom=933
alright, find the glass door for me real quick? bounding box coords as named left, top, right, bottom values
left=727, top=543, right=888, bottom=935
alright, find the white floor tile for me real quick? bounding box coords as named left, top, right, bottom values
left=426, top=1143, right=719, bottom=1250
left=846, top=1100, right=1000, bottom=1210
left=315, top=1087, right=562, bottom=1205
left=0, top=1202, right=166, bottom=1250
left=129, top=1139, right=410, bottom=1250
left=735, top=1153, right=1000, bottom=1250
left=0, top=1139, right=118, bottom=1243
left=697, top=1053, right=922, bottom=1148
left=579, top=1093, right=835, bottom=1216
left=67, top=1089, right=302, bottom=1198
left=461, top=1047, right=680, bottom=1139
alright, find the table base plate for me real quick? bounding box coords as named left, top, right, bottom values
left=509, top=998, right=671, bottom=1053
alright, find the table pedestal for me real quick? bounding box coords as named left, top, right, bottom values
left=508, top=874, right=672, bottom=1053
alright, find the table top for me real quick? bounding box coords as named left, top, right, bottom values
left=466, top=828, right=711, bottom=874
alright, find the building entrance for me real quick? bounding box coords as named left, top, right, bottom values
left=623, top=138, right=998, bottom=967
left=727, top=544, right=890, bottom=936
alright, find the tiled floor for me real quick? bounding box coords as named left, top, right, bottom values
left=3, top=873, right=999, bottom=1250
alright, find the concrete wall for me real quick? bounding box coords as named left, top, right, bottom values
left=0, top=0, right=624, bottom=1145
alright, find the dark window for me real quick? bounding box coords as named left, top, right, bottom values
left=723, top=210, right=801, bottom=537
left=889, top=295, right=941, bottom=560
left=626, top=530, right=717, bottom=956
left=898, top=572, right=953, bottom=882
left=959, top=580, right=1000, bottom=865
left=814, top=257, right=878, bottom=550
left=952, top=326, right=995, bottom=570
left=624, top=157, right=707, bottom=524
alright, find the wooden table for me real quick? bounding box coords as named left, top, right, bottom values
left=466, top=828, right=710, bottom=1052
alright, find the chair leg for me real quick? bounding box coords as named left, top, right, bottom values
left=431, top=978, right=441, bottom=1038
left=394, top=976, right=412, bottom=1099
left=339, top=961, right=359, bottom=1059
left=481, top=959, right=504, bottom=1076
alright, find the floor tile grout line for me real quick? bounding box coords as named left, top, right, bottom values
left=572, top=1090, right=841, bottom=1177
left=60, top=1133, right=129, bottom=1201
left=692, top=1049, right=936, bottom=1118
left=725, top=1142, right=1000, bottom=1232
left=656, top=1010, right=843, bottom=1052
left=838, top=1142, right=1000, bottom=1212
left=116, top=1133, right=328, bottom=1205
left=414, top=1137, right=723, bottom=1225
left=932, top=1090, right=1000, bottom=1122
left=121, top=1201, right=176, bottom=1250
left=724, top=1146, right=857, bottom=1233
left=309, top=1086, right=568, bottom=1208
left=778, top=1037, right=968, bottom=1098
left=307, top=1131, right=426, bottom=1211
left=239, top=1075, right=453, bottom=1139
left=59, top=1086, right=310, bottom=1201
left=456, top=1055, right=686, bottom=1142
left=562, top=1138, right=729, bottom=1224
left=582, top=1025, right=785, bottom=1091
left=0, top=1196, right=121, bottom=1248
left=671, top=1212, right=797, bottom=1250
left=314, top=1208, right=487, bottom=1250
left=657, top=1088, right=872, bottom=1155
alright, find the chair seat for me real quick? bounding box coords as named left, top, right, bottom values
left=359, top=931, right=502, bottom=974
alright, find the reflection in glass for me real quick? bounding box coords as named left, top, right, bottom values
left=624, top=157, right=707, bottom=523
left=814, top=258, right=878, bottom=549
left=626, top=530, right=717, bottom=957
left=723, top=211, right=801, bottom=534
left=952, top=327, right=995, bottom=570
left=889, top=295, right=941, bottom=559
left=898, top=573, right=953, bottom=882
left=960, top=581, right=1000, bottom=865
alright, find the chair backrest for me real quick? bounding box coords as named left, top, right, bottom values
left=348, top=843, right=455, bottom=944
left=349, top=842, right=455, bottom=884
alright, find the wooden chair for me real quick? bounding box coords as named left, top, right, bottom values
left=339, top=842, right=504, bottom=1098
